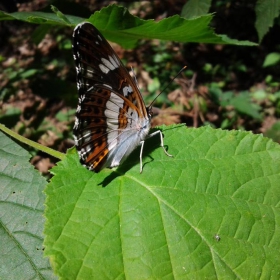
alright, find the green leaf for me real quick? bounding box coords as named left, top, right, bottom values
left=263, top=52, right=280, bottom=67
left=230, top=92, right=262, bottom=120
left=44, top=125, right=280, bottom=279
left=264, top=121, right=280, bottom=142
left=209, top=88, right=262, bottom=120
left=181, top=0, right=212, bottom=19
left=89, top=5, right=256, bottom=48
left=50, top=5, right=71, bottom=24
left=19, top=68, right=38, bottom=79
left=0, top=131, right=56, bottom=280
left=0, top=5, right=257, bottom=49
left=255, top=0, right=280, bottom=42
left=0, top=9, right=83, bottom=25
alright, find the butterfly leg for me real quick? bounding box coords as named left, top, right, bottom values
left=139, top=140, right=145, bottom=173
left=148, top=130, right=173, bottom=157
left=139, top=130, right=172, bottom=173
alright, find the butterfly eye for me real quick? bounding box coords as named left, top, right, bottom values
left=147, top=108, right=153, bottom=119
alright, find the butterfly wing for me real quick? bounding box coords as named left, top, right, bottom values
left=72, top=22, right=150, bottom=171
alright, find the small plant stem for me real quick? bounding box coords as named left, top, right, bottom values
left=0, top=123, right=65, bottom=160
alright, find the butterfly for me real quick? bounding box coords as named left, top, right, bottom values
left=72, top=22, right=172, bottom=173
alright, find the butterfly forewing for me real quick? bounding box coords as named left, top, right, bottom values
left=73, top=23, right=147, bottom=113
left=72, top=22, right=151, bottom=171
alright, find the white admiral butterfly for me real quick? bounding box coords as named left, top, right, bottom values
left=72, top=22, right=172, bottom=172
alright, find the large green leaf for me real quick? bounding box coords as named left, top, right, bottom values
left=44, top=125, right=280, bottom=279
left=0, top=131, right=56, bottom=280
left=0, top=5, right=256, bottom=48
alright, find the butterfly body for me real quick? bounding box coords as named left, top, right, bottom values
left=72, top=22, right=171, bottom=172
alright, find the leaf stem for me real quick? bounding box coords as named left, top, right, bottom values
left=0, top=123, right=65, bottom=160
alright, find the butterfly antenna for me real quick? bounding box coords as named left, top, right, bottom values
left=149, top=65, right=187, bottom=108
